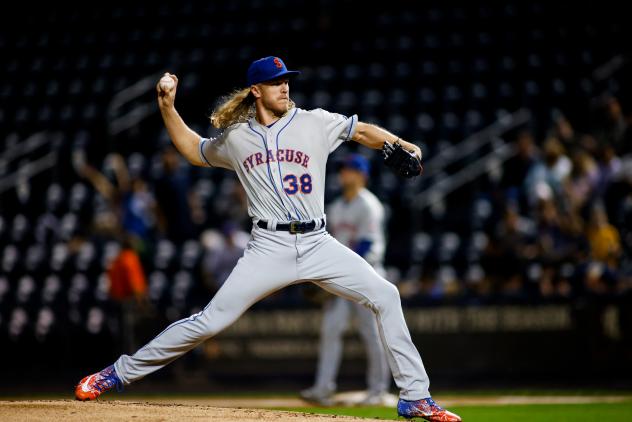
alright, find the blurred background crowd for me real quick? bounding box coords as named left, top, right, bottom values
left=0, top=0, right=630, bottom=389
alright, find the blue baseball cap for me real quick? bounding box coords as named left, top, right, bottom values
left=246, top=56, right=300, bottom=86
left=341, top=154, right=370, bottom=177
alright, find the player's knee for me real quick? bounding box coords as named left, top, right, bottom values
left=378, top=279, right=399, bottom=299
left=195, top=306, right=236, bottom=338
left=374, top=281, right=400, bottom=311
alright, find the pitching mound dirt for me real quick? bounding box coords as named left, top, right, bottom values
left=0, top=400, right=386, bottom=422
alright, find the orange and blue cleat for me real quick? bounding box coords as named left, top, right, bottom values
left=397, top=397, right=461, bottom=421
left=75, top=365, right=123, bottom=401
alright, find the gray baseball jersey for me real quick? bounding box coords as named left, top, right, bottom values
left=327, top=188, right=386, bottom=267
left=114, top=107, right=431, bottom=401
left=198, top=108, right=356, bottom=223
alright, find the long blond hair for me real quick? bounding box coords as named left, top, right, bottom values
left=210, top=86, right=296, bottom=129
left=210, top=87, right=255, bottom=129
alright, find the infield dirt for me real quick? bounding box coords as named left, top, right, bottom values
left=0, top=400, right=386, bottom=422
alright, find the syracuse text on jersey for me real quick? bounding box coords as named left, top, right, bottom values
left=242, top=148, right=310, bottom=173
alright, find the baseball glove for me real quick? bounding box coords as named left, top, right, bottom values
left=382, top=141, right=423, bottom=178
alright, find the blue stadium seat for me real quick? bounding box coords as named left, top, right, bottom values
left=311, top=91, right=332, bottom=109
left=68, top=79, right=84, bottom=96
left=91, top=77, right=107, bottom=94
left=472, top=57, right=490, bottom=74
left=464, top=109, right=484, bottom=132
left=387, top=114, right=409, bottom=134
left=24, top=82, right=37, bottom=97
left=420, top=60, right=438, bottom=76
left=37, top=105, right=53, bottom=123
left=447, top=59, right=465, bottom=75
left=388, top=89, right=409, bottom=107
left=335, top=91, right=357, bottom=110
left=416, top=113, right=435, bottom=135
left=342, top=65, right=361, bottom=81
left=524, top=80, right=540, bottom=97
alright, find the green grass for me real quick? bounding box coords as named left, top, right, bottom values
left=283, top=403, right=632, bottom=421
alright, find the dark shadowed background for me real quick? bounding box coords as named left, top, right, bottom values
left=1, top=0, right=630, bottom=395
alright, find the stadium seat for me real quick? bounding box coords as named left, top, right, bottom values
left=438, top=232, right=461, bottom=263
left=0, top=275, right=10, bottom=304
left=75, top=240, right=97, bottom=273
left=49, top=243, right=68, bottom=273
left=41, top=275, right=62, bottom=304
left=154, top=239, right=176, bottom=272
left=412, top=232, right=432, bottom=263
left=3, top=245, right=20, bottom=274
left=180, top=240, right=202, bottom=270
left=171, top=270, right=193, bottom=308
left=8, top=307, right=28, bottom=339
left=59, top=213, right=79, bottom=241
left=67, top=273, right=90, bottom=306
left=85, top=306, right=106, bottom=335
left=69, top=183, right=89, bottom=212
left=25, top=244, right=46, bottom=274
left=34, top=306, right=55, bottom=340
left=94, top=272, right=110, bottom=303
left=101, top=241, right=121, bottom=269
left=465, top=264, right=485, bottom=284
left=149, top=270, right=168, bottom=304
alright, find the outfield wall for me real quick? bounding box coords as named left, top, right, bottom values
left=2, top=304, right=630, bottom=391
left=170, top=304, right=630, bottom=388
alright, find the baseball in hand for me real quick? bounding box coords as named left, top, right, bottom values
left=159, top=75, right=175, bottom=91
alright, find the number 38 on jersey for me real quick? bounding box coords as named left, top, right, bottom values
left=283, top=173, right=312, bottom=195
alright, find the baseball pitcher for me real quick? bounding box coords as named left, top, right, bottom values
left=74, top=56, right=460, bottom=421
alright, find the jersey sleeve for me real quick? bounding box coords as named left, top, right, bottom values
left=314, top=108, right=358, bottom=153
left=199, top=132, right=234, bottom=170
